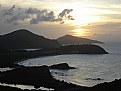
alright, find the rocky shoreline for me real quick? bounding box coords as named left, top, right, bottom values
left=0, top=45, right=117, bottom=91
left=0, top=66, right=84, bottom=91
left=0, top=65, right=121, bottom=91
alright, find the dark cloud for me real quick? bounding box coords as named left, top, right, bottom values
left=0, top=6, right=74, bottom=25
left=25, top=8, right=40, bottom=14
left=5, top=12, right=30, bottom=25
left=29, top=9, right=74, bottom=24
left=3, top=5, right=16, bottom=16
left=58, top=9, right=73, bottom=19
left=9, top=5, right=16, bottom=11
left=30, top=10, right=56, bottom=24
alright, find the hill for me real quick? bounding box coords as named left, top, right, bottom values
left=57, top=35, right=104, bottom=45
left=56, top=45, right=108, bottom=54
left=0, top=29, right=61, bottom=49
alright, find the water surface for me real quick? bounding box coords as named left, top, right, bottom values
left=19, top=43, right=121, bottom=87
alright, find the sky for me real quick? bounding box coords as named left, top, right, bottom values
left=0, top=0, right=121, bottom=43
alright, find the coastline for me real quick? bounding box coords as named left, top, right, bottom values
left=1, top=45, right=119, bottom=91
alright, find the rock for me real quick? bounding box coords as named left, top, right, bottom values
left=85, top=78, right=104, bottom=81
left=86, top=79, right=121, bottom=91
left=49, top=63, right=76, bottom=70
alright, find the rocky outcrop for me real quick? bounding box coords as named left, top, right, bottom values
left=49, top=63, right=76, bottom=70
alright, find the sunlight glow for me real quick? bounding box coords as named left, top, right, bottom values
left=69, top=5, right=102, bottom=26
left=68, top=4, right=102, bottom=37
left=72, top=29, right=89, bottom=37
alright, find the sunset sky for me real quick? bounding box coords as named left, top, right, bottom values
left=0, top=0, right=121, bottom=43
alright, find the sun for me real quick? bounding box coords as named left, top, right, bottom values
left=74, top=29, right=81, bottom=33
left=72, top=29, right=88, bottom=37
left=66, top=3, right=102, bottom=37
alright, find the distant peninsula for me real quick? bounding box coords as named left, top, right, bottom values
left=57, top=34, right=104, bottom=45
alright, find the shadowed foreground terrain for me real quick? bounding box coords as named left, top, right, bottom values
left=0, top=66, right=84, bottom=91
left=0, top=85, right=43, bottom=91
left=0, top=66, right=121, bottom=91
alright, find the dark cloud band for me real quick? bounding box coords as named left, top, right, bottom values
left=1, top=5, right=74, bottom=25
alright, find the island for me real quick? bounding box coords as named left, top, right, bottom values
left=49, top=63, right=76, bottom=70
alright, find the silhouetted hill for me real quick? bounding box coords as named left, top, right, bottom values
left=57, top=45, right=108, bottom=54
left=0, top=29, right=61, bottom=49
left=57, top=35, right=104, bottom=45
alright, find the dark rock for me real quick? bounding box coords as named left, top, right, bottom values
left=84, top=79, right=121, bottom=91
left=85, top=78, right=104, bottom=81
left=49, top=63, right=76, bottom=70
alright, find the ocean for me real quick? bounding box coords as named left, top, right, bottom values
left=19, top=43, right=121, bottom=87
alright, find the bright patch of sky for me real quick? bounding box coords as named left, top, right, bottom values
left=0, top=0, right=121, bottom=43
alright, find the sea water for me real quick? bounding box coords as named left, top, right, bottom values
left=17, top=43, right=121, bottom=87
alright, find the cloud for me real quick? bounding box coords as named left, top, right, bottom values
left=8, top=5, right=16, bottom=11
left=102, top=14, right=121, bottom=20
left=58, top=9, right=74, bottom=21
left=30, top=10, right=56, bottom=24
left=30, top=9, right=74, bottom=24
left=25, top=7, right=40, bottom=14
left=0, top=5, right=74, bottom=25
left=82, top=22, right=121, bottom=42
left=3, top=5, right=16, bottom=16
left=5, top=12, right=30, bottom=25
left=58, top=9, right=73, bottom=18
